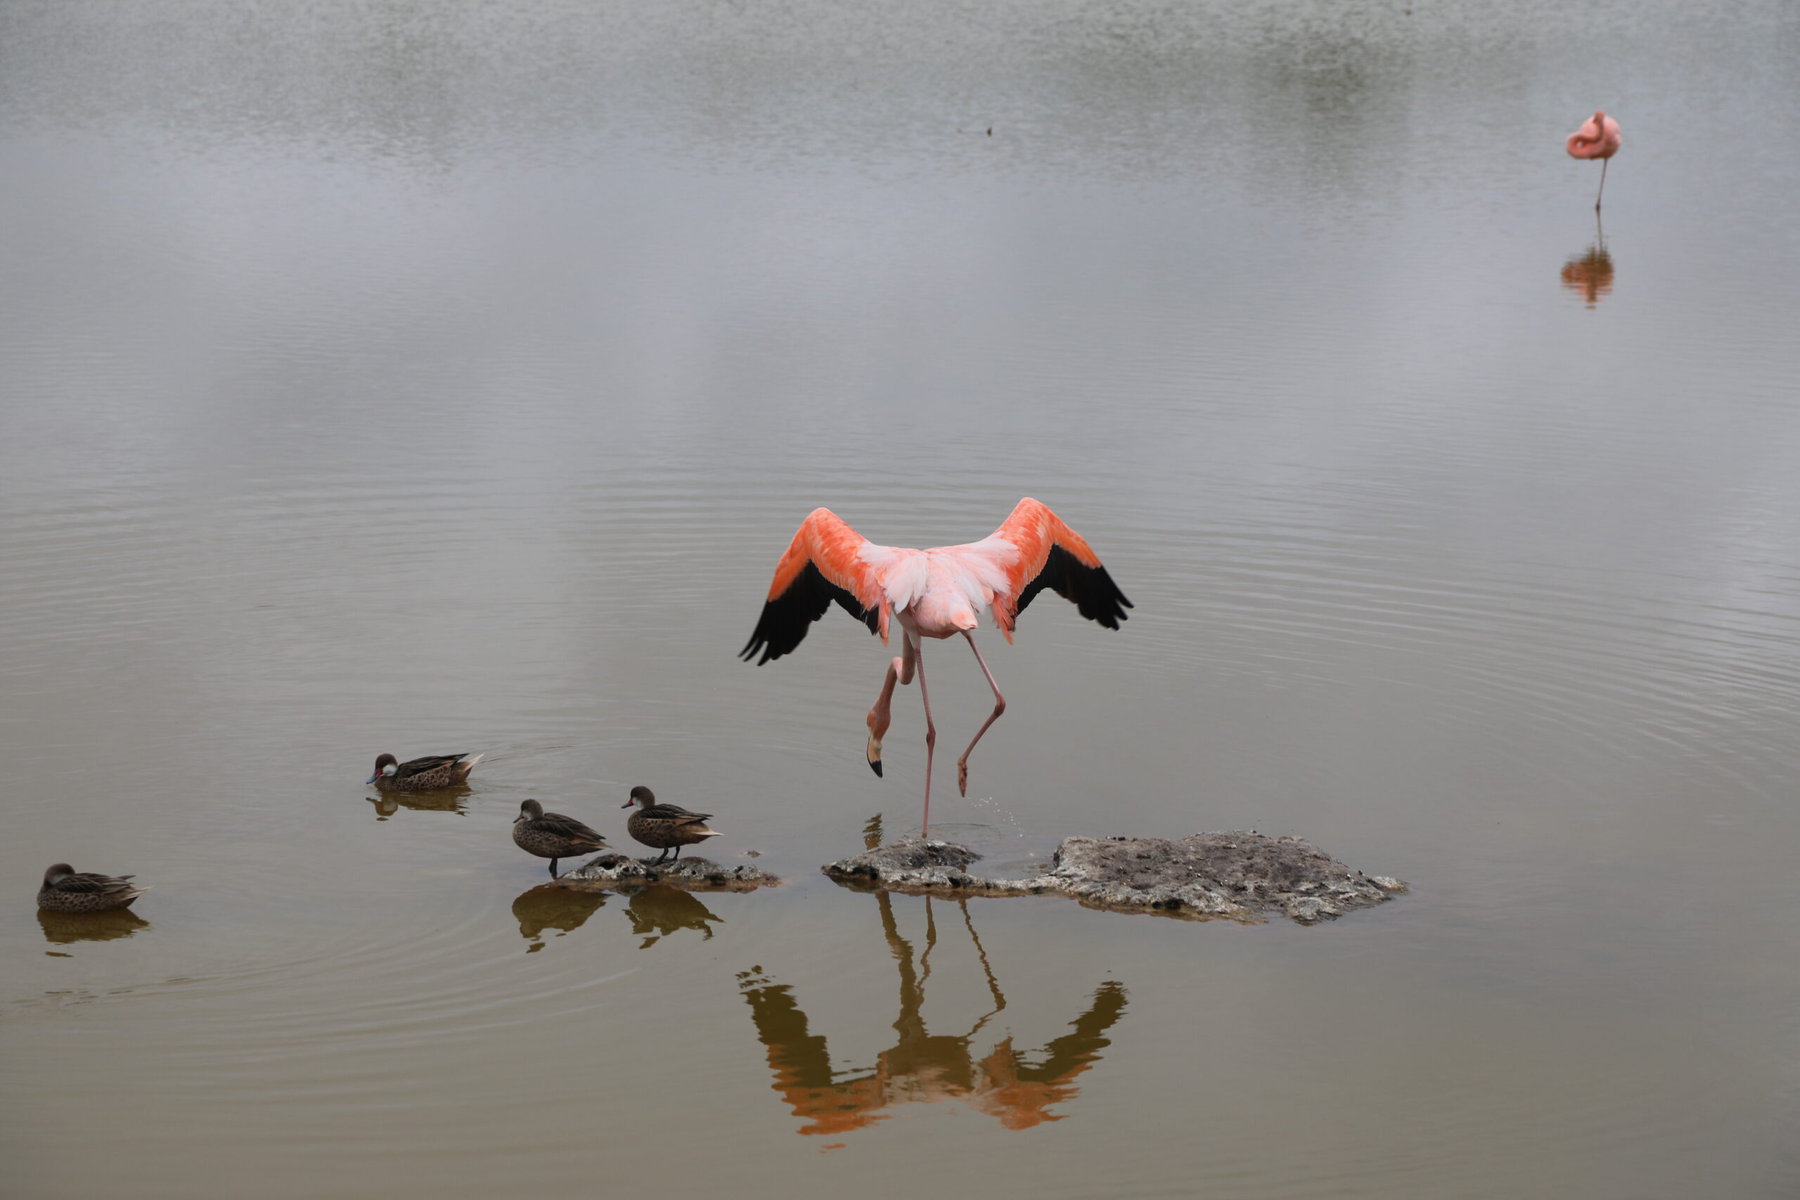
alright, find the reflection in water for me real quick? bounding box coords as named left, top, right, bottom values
left=510, top=884, right=724, bottom=952
left=511, top=886, right=609, bottom=953
left=738, top=894, right=1126, bottom=1136
left=365, top=789, right=469, bottom=820
left=38, top=909, right=151, bottom=946
left=1561, top=214, right=1615, bottom=308
left=624, top=887, right=722, bottom=949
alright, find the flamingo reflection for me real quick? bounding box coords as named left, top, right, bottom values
left=737, top=891, right=1126, bottom=1136
left=1561, top=213, right=1615, bottom=308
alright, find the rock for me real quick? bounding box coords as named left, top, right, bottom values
left=822, top=833, right=1404, bottom=924
left=819, top=839, right=983, bottom=890
left=558, top=852, right=781, bottom=892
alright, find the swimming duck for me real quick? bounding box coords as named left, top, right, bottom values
left=367, top=752, right=482, bottom=792
left=512, top=799, right=611, bottom=877
left=621, top=786, right=721, bottom=863
left=38, top=863, right=149, bottom=913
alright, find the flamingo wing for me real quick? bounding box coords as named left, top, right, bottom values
left=741, top=508, right=887, bottom=664
left=1567, top=111, right=1621, bottom=159
left=964, top=498, right=1133, bottom=636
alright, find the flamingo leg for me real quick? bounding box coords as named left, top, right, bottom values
left=913, top=636, right=937, bottom=837
left=865, top=637, right=916, bottom=777
left=1595, top=157, right=1608, bottom=211
left=954, top=631, right=1007, bottom=796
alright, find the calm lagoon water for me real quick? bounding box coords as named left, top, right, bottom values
left=5, top=2, right=1800, bottom=1196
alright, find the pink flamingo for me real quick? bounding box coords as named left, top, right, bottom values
left=1566, top=110, right=1622, bottom=210
left=741, top=498, right=1131, bottom=836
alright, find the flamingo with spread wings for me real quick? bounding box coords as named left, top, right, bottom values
left=741, top=498, right=1131, bottom=835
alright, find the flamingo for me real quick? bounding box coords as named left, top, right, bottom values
left=1566, top=110, right=1622, bottom=211
left=741, top=498, right=1131, bottom=835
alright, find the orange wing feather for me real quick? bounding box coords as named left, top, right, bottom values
left=762, top=509, right=883, bottom=606
left=974, top=498, right=1131, bottom=639
left=742, top=509, right=888, bottom=664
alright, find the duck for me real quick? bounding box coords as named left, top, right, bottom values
left=621, top=786, right=721, bottom=863
left=512, top=799, right=611, bottom=877
left=367, top=752, right=482, bottom=792
left=38, top=863, right=149, bottom=913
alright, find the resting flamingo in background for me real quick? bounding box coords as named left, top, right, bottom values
left=1567, top=110, right=1622, bottom=211
left=741, top=498, right=1131, bottom=836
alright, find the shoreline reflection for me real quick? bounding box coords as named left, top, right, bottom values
left=738, top=891, right=1126, bottom=1136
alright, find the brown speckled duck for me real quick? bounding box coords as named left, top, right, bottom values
left=512, top=799, right=611, bottom=877
left=621, top=786, right=721, bottom=863
left=367, top=752, right=483, bottom=792
left=38, top=863, right=149, bottom=914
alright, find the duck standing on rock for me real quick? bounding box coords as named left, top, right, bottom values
left=512, top=799, right=611, bottom=877
left=367, top=752, right=483, bottom=792
left=621, top=786, right=721, bottom=863
left=38, top=863, right=149, bottom=913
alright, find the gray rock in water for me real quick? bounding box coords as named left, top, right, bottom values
left=822, top=833, right=1405, bottom=924
left=559, top=852, right=781, bottom=891
left=819, top=838, right=985, bottom=889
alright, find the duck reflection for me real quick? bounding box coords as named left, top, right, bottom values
left=511, top=885, right=609, bottom=952
left=625, top=886, right=723, bottom=949
left=1561, top=214, right=1615, bottom=308
left=365, top=789, right=469, bottom=820
left=737, top=892, right=1126, bottom=1136
left=38, top=909, right=151, bottom=945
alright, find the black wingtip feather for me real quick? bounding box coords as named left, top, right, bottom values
left=741, top=561, right=879, bottom=664
left=1015, top=544, right=1132, bottom=629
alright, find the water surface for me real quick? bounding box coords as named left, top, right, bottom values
left=5, top=2, right=1800, bottom=1197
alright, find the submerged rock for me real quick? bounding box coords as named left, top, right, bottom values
left=822, top=833, right=1405, bottom=924
left=559, top=852, right=781, bottom=892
